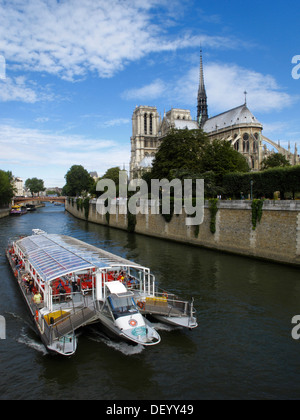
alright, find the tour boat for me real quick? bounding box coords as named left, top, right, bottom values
left=26, top=204, right=36, bottom=212
left=10, top=205, right=27, bottom=216
left=6, top=229, right=161, bottom=355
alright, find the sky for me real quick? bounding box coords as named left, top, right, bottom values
left=0, top=0, right=299, bottom=188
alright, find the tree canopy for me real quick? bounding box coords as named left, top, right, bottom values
left=63, top=165, right=94, bottom=197
left=151, top=128, right=209, bottom=180
left=0, top=170, right=15, bottom=205
left=261, top=153, right=291, bottom=170
left=25, top=177, right=45, bottom=196
left=100, top=167, right=121, bottom=184
left=149, top=130, right=249, bottom=196
left=201, top=139, right=250, bottom=184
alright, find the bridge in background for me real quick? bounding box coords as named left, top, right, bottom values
left=14, top=196, right=66, bottom=205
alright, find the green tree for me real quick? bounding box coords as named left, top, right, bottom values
left=89, top=166, right=126, bottom=197
left=46, top=190, right=59, bottom=196
left=0, top=170, right=15, bottom=205
left=25, top=178, right=45, bottom=196
left=151, top=128, right=209, bottom=180
left=100, top=167, right=122, bottom=184
left=63, top=165, right=94, bottom=197
left=261, top=153, right=291, bottom=170
left=201, top=139, right=250, bottom=186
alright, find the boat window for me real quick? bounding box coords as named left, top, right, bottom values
left=108, top=295, right=138, bottom=319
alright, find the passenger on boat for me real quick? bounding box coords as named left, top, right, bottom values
left=32, top=291, right=43, bottom=307
left=57, top=285, right=67, bottom=302
left=127, top=275, right=138, bottom=287
left=71, top=278, right=78, bottom=292
left=22, top=274, right=31, bottom=292
left=28, top=279, right=34, bottom=293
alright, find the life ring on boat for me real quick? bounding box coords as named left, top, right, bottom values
left=162, top=292, right=168, bottom=299
left=129, top=319, right=137, bottom=327
left=137, top=301, right=145, bottom=310
left=14, top=270, right=18, bottom=277
left=35, top=310, right=39, bottom=322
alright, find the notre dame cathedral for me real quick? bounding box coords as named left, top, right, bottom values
left=129, top=51, right=299, bottom=179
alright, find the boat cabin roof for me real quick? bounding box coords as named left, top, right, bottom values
left=105, top=280, right=127, bottom=295
left=15, top=233, right=144, bottom=283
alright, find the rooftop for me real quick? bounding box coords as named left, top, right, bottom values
left=173, top=120, right=199, bottom=130
left=16, top=233, right=143, bottom=283
left=203, top=104, right=262, bottom=133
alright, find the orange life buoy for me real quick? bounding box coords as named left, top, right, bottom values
left=137, top=301, right=145, bottom=310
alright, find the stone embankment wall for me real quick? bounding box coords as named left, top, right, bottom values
left=0, top=207, right=10, bottom=219
left=65, top=199, right=300, bottom=266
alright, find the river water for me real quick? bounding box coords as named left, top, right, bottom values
left=1, top=203, right=300, bottom=400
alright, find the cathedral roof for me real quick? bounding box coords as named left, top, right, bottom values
left=139, top=156, right=154, bottom=168
left=173, top=120, right=199, bottom=130
left=202, top=104, right=262, bottom=133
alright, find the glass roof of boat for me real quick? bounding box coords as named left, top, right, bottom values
left=16, top=233, right=143, bottom=283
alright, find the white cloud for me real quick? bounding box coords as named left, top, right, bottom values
left=132, top=62, right=296, bottom=114
left=35, top=117, right=49, bottom=123
left=0, top=77, right=37, bottom=102
left=0, top=0, right=242, bottom=81
left=0, top=75, right=55, bottom=103
left=204, top=63, right=296, bottom=113
left=122, top=79, right=167, bottom=101
left=102, top=118, right=130, bottom=128
left=0, top=123, right=130, bottom=185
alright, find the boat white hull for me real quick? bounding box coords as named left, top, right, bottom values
left=97, top=312, right=160, bottom=346
left=46, top=335, right=77, bottom=356
left=152, top=314, right=198, bottom=329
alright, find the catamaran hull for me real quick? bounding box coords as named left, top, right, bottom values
left=46, top=335, right=77, bottom=356
left=97, top=313, right=160, bottom=346
left=151, top=314, right=198, bottom=329
left=6, top=250, right=77, bottom=357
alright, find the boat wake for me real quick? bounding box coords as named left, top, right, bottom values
left=87, top=329, right=145, bottom=355
left=17, top=328, right=48, bottom=356
left=151, top=322, right=178, bottom=332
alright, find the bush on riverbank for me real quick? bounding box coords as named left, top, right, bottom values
left=223, top=165, right=300, bottom=199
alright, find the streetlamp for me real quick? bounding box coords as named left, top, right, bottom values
left=250, top=180, right=253, bottom=200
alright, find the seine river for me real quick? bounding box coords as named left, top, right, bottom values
left=1, top=203, right=300, bottom=400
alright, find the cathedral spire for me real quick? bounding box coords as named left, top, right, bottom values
left=197, top=48, right=208, bottom=128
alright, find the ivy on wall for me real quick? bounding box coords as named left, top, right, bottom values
left=83, top=198, right=90, bottom=220
left=251, top=199, right=264, bottom=230
left=209, top=198, right=219, bottom=234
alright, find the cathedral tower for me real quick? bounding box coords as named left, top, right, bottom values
left=197, top=49, right=208, bottom=128
left=130, top=106, right=160, bottom=179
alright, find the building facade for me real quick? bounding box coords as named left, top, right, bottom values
left=13, top=177, right=24, bottom=196
left=130, top=52, right=299, bottom=179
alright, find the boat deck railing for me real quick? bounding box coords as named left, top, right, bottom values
left=144, top=297, right=193, bottom=317
left=128, top=282, right=195, bottom=318
left=42, top=300, right=98, bottom=346
left=6, top=251, right=99, bottom=346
